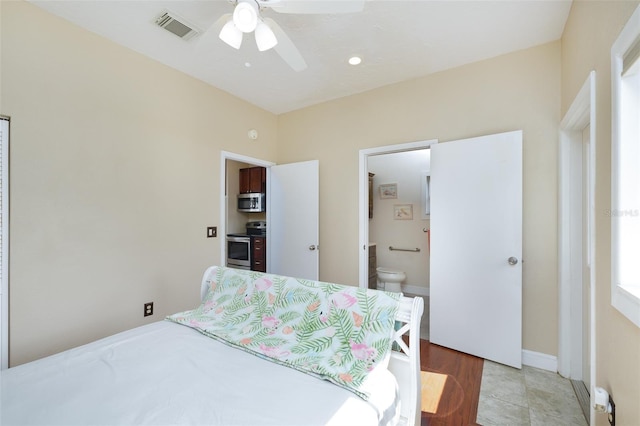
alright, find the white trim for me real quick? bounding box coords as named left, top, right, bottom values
left=219, top=151, right=274, bottom=267
left=522, top=349, right=557, bottom=372
left=558, top=71, right=596, bottom=426
left=358, top=139, right=438, bottom=289
left=611, top=4, right=640, bottom=330
left=1, top=116, right=8, bottom=370
left=401, top=284, right=429, bottom=298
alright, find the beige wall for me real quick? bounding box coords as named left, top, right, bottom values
left=1, top=1, right=278, bottom=365
left=561, top=1, right=640, bottom=424
left=278, top=42, right=561, bottom=357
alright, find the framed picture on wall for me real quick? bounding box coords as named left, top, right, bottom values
left=379, top=183, right=397, bottom=199
left=394, top=204, right=413, bottom=220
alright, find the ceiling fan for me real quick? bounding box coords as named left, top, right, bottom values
left=215, top=0, right=365, bottom=72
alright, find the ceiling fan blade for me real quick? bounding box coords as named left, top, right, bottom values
left=264, top=17, right=307, bottom=72
left=263, top=0, right=365, bottom=14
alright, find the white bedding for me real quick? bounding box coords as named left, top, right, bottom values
left=0, top=321, right=399, bottom=426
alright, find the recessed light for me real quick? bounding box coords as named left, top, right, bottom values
left=348, top=56, right=362, bottom=66
left=244, top=62, right=252, bottom=68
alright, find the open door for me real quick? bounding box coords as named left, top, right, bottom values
left=268, top=160, right=319, bottom=280
left=430, top=131, right=523, bottom=368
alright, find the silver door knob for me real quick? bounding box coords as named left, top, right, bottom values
left=309, top=245, right=317, bottom=251
left=508, top=257, right=518, bottom=265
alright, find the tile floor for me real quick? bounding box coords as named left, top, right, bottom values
left=476, top=360, right=588, bottom=426
left=406, top=293, right=587, bottom=425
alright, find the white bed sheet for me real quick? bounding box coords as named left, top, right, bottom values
left=0, top=321, right=399, bottom=426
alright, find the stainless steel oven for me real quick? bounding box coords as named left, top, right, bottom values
left=226, top=234, right=251, bottom=270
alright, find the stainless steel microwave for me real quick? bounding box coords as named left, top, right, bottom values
left=238, top=193, right=265, bottom=212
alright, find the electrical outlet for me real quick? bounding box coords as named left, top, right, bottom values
left=144, top=302, right=154, bottom=317
left=207, top=226, right=217, bottom=238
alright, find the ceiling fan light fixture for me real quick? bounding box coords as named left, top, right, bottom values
left=255, top=20, right=278, bottom=52
left=233, top=1, right=259, bottom=33
left=219, top=18, right=243, bottom=49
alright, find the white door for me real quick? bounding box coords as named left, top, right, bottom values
left=268, top=160, right=319, bottom=280
left=430, top=131, right=523, bottom=368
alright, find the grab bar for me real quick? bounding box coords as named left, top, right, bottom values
left=389, top=246, right=421, bottom=252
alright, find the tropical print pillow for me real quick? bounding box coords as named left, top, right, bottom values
left=167, top=266, right=400, bottom=400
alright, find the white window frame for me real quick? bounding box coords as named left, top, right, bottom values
left=611, top=5, right=640, bottom=329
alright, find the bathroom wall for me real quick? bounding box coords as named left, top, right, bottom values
left=369, top=149, right=430, bottom=293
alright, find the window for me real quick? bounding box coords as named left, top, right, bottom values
left=611, top=5, right=640, bottom=328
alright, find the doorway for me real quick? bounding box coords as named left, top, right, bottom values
left=368, top=149, right=431, bottom=290
left=220, top=151, right=320, bottom=280
left=219, top=151, right=274, bottom=268
left=358, top=139, right=438, bottom=340
left=557, top=71, right=596, bottom=425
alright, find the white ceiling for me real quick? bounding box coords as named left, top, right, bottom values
left=29, top=0, right=572, bottom=114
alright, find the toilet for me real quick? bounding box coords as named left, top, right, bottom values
left=376, top=267, right=406, bottom=293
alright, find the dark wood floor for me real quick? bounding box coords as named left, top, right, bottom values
left=420, top=339, right=484, bottom=426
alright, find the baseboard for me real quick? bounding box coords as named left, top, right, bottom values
left=401, top=284, right=429, bottom=297
left=522, top=349, right=557, bottom=372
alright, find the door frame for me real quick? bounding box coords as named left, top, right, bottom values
left=219, top=151, right=274, bottom=267
left=1, top=116, right=9, bottom=370
left=557, top=72, right=596, bottom=425
left=358, top=139, right=438, bottom=289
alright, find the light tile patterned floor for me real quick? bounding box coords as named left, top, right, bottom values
left=406, top=293, right=585, bottom=425
left=476, top=360, right=588, bottom=426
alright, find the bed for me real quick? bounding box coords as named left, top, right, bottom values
left=0, top=266, right=424, bottom=426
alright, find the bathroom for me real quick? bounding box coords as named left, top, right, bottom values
left=368, top=148, right=430, bottom=338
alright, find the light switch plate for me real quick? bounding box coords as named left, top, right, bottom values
left=207, top=227, right=217, bottom=238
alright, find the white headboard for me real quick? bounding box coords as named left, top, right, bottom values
left=200, top=265, right=218, bottom=302
left=199, top=265, right=424, bottom=426
left=390, top=295, right=424, bottom=426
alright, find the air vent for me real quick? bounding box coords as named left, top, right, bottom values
left=154, top=11, right=199, bottom=41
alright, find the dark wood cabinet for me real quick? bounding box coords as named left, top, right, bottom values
left=368, top=244, right=377, bottom=289
left=368, top=172, right=375, bottom=219
left=252, top=236, right=266, bottom=272
left=239, top=167, right=266, bottom=194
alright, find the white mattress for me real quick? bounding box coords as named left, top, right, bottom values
left=0, top=321, right=399, bottom=426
